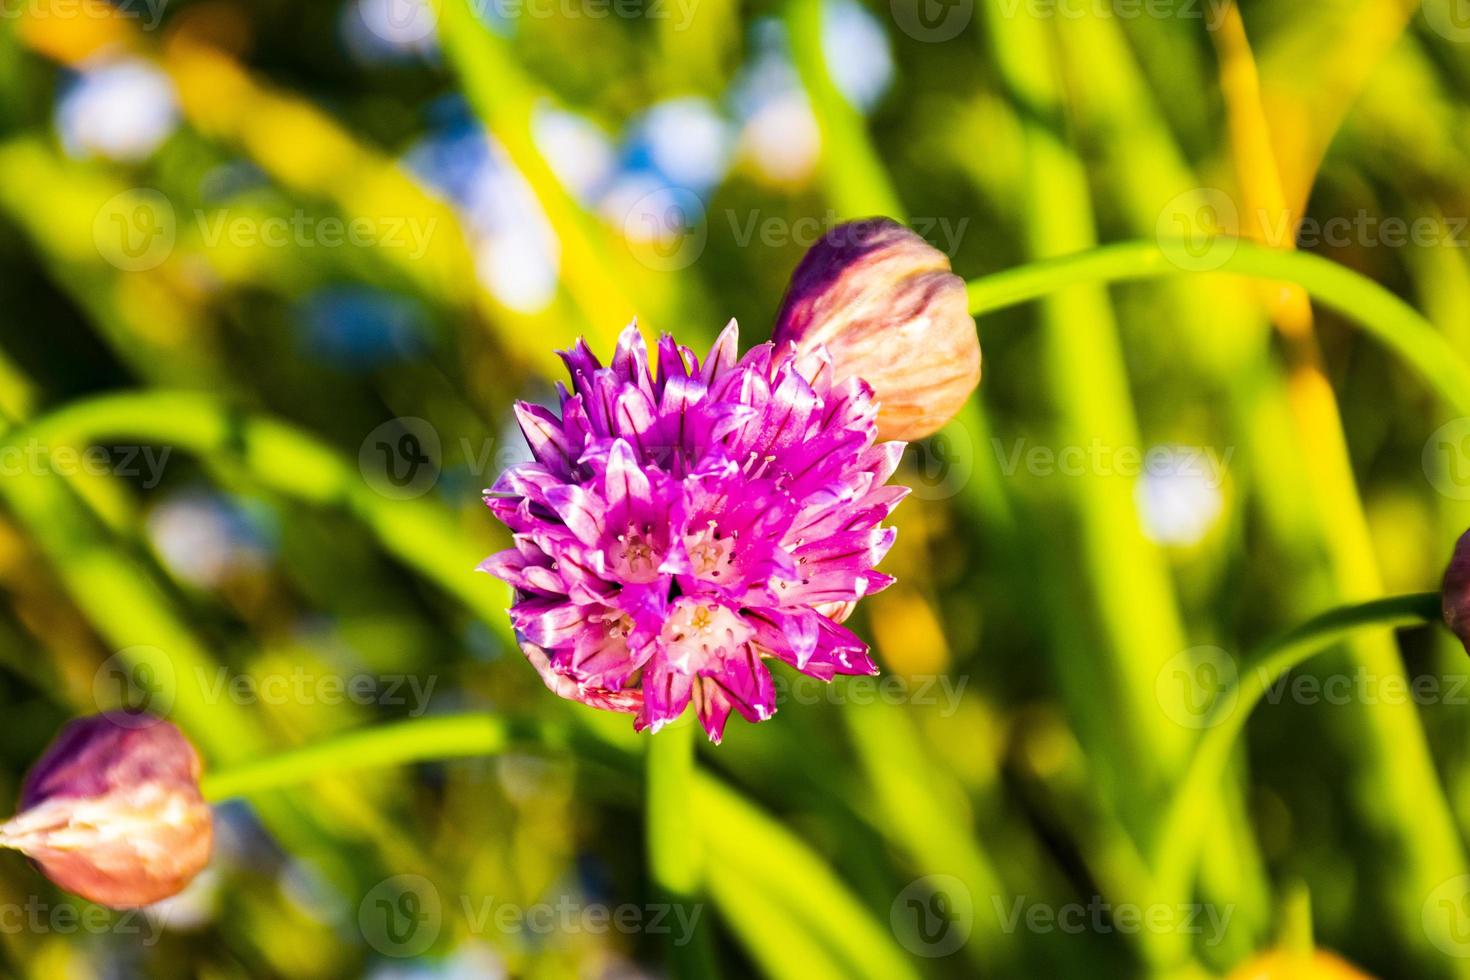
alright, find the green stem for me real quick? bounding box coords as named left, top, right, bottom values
left=0, top=390, right=518, bottom=650
left=966, top=239, right=1470, bottom=416
left=1151, top=591, right=1443, bottom=900
left=201, top=715, right=605, bottom=801
left=646, top=718, right=718, bottom=978
left=204, top=604, right=1452, bottom=980
left=202, top=710, right=912, bottom=979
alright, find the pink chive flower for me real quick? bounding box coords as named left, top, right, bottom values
left=0, top=713, right=213, bottom=908
left=481, top=320, right=908, bottom=742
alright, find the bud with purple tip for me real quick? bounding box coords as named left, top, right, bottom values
left=1445, top=529, right=1470, bottom=654
left=0, top=713, right=213, bottom=908
left=772, top=217, right=981, bottom=441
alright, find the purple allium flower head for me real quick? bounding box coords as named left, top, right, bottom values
left=481, top=320, right=908, bottom=742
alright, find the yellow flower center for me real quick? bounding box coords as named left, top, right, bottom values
left=684, top=520, right=734, bottom=580
left=660, top=600, right=752, bottom=671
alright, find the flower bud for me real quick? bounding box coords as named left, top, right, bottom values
left=772, top=217, right=981, bottom=441
left=1445, top=528, right=1470, bottom=654
left=0, top=712, right=212, bottom=908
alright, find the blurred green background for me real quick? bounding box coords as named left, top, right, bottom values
left=3, top=0, right=1470, bottom=976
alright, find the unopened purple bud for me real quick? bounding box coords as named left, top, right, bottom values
left=773, top=217, right=981, bottom=441
left=1445, top=529, right=1470, bottom=654
left=0, top=712, right=212, bottom=908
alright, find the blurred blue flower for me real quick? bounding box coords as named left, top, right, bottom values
left=728, top=20, right=820, bottom=186
left=147, top=488, right=275, bottom=589
left=629, top=97, right=733, bottom=195
left=820, top=0, right=894, bottom=112
left=405, top=100, right=560, bottom=313
left=295, top=286, right=429, bottom=369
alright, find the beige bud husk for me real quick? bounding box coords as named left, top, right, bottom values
left=773, top=217, right=981, bottom=441
left=1, top=713, right=213, bottom=908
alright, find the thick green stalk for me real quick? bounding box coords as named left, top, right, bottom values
left=981, top=3, right=1195, bottom=861
left=1050, top=13, right=1275, bottom=958
left=646, top=718, right=719, bottom=978
left=784, top=8, right=1023, bottom=973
